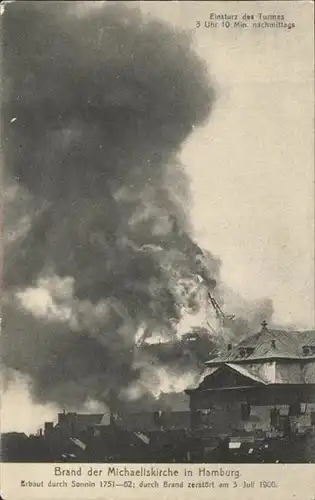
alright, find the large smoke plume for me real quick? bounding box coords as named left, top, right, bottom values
left=2, top=2, right=219, bottom=410
left=2, top=3, right=273, bottom=412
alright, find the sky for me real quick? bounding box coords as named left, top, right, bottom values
left=141, top=1, right=314, bottom=329
left=1, top=1, right=314, bottom=433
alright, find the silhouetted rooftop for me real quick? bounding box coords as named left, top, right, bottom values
left=205, top=325, right=315, bottom=365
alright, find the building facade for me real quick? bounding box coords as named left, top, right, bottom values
left=187, top=324, right=315, bottom=438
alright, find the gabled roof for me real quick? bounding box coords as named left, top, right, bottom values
left=226, top=363, right=269, bottom=385
left=193, top=363, right=269, bottom=390
left=205, top=327, right=315, bottom=365
left=188, top=362, right=270, bottom=392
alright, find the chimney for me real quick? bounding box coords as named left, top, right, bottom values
left=261, top=320, right=268, bottom=331
left=227, top=343, right=232, bottom=351
left=271, top=339, right=276, bottom=349
left=109, top=389, right=117, bottom=427
left=58, top=412, right=67, bottom=423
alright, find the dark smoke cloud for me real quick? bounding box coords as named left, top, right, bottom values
left=2, top=2, right=218, bottom=409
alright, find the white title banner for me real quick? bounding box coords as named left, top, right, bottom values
left=1, top=463, right=315, bottom=500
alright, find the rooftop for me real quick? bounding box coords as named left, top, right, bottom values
left=205, top=323, right=315, bottom=365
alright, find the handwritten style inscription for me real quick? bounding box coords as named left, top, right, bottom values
left=196, top=12, right=296, bottom=30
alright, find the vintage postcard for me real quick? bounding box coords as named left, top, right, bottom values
left=1, top=1, right=314, bottom=499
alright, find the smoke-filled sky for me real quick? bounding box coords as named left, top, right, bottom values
left=2, top=1, right=314, bottom=432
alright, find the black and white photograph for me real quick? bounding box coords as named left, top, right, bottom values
left=1, top=0, right=314, bottom=469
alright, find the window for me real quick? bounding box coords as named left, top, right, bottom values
left=238, top=347, right=254, bottom=358
left=289, top=402, right=301, bottom=416
left=192, top=410, right=202, bottom=428
left=153, top=411, right=165, bottom=427
left=302, top=345, right=315, bottom=356
left=241, top=404, right=251, bottom=420
left=270, top=408, right=280, bottom=430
